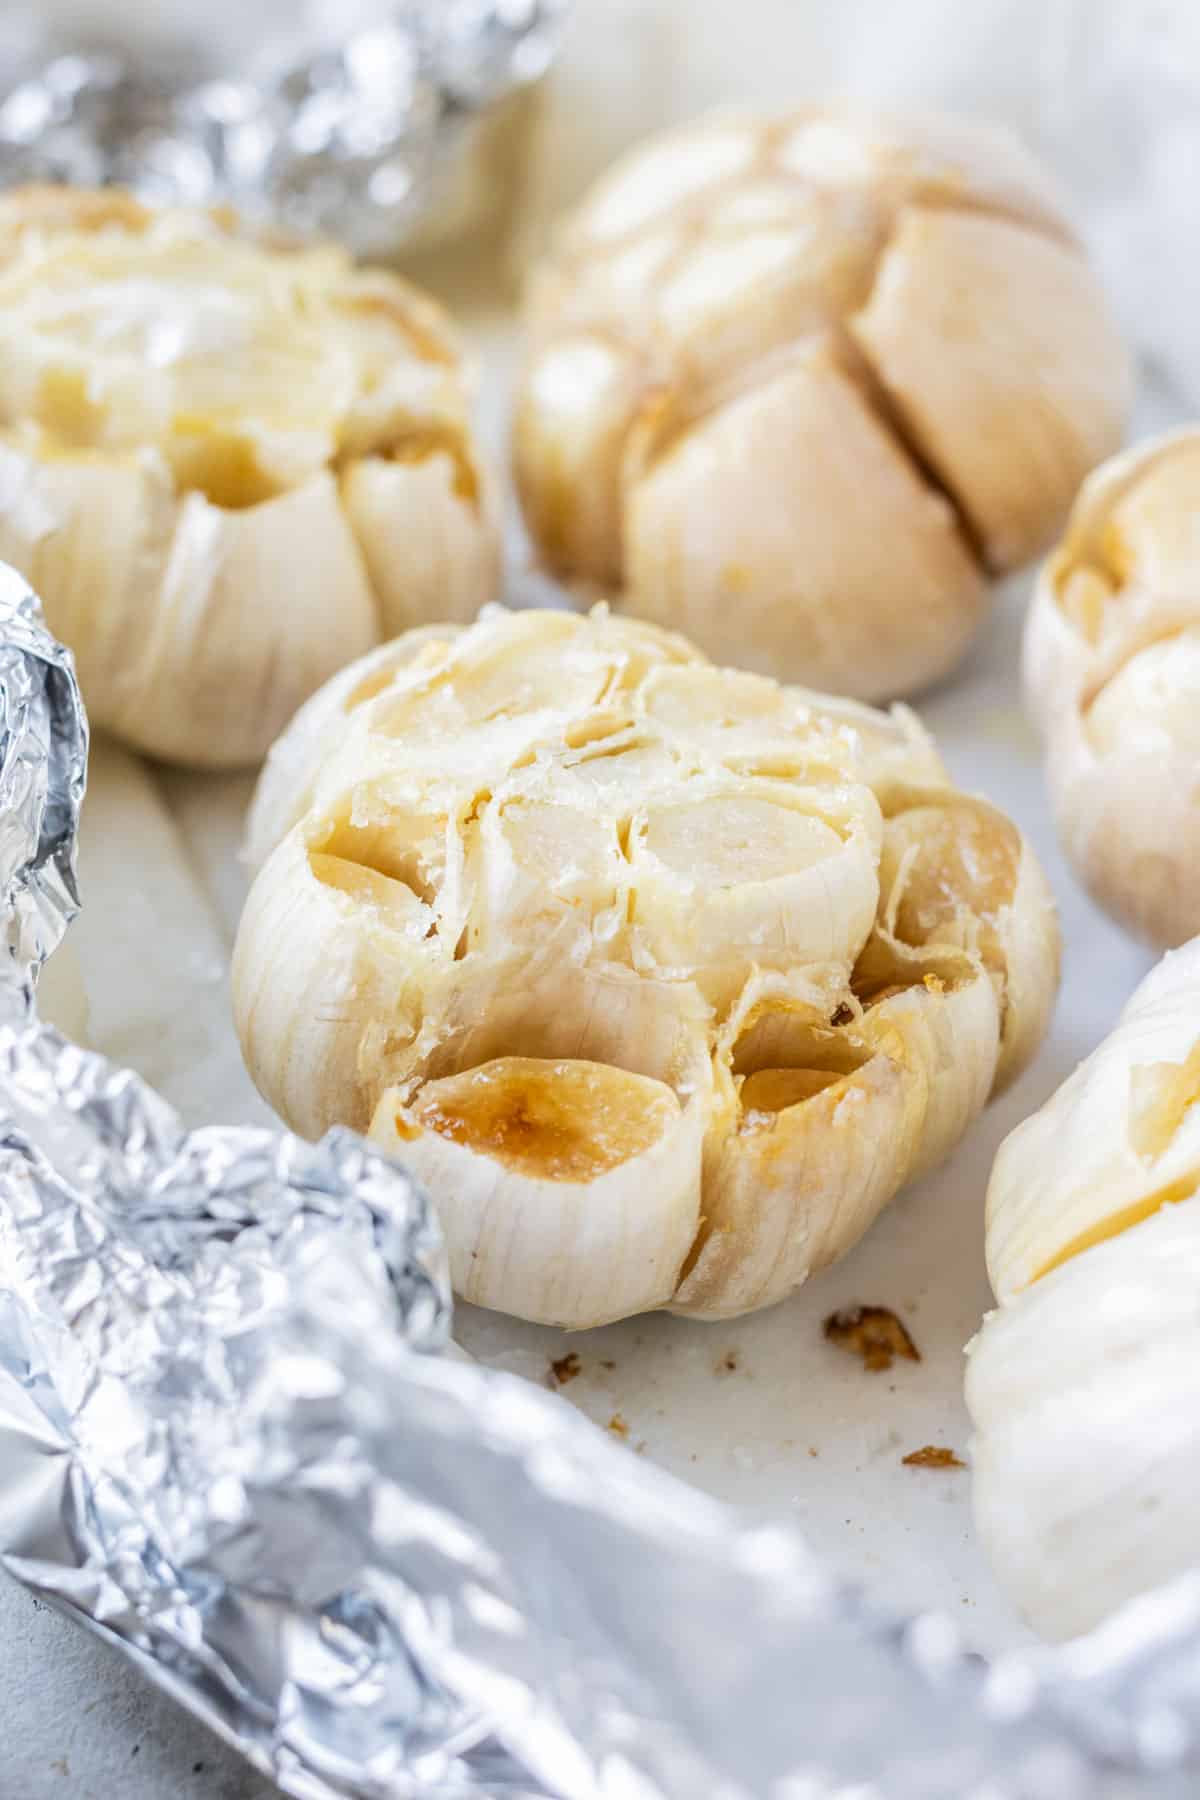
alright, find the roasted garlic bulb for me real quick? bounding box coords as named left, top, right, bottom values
left=234, top=606, right=1058, bottom=1329
left=968, top=938, right=1200, bottom=1640
left=515, top=108, right=1131, bottom=701
left=1026, top=430, right=1200, bottom=948
left=0, top=188, right=499, bottom=768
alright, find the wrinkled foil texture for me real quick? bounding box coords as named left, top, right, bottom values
left=1, top=566, right=1200, bottom=1798
left=0, top=1, right=567, bottom=252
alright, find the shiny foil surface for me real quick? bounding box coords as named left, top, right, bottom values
left=1, top=564, right=1200, bottom=1797
left=0, top=2, right=567, bottom=252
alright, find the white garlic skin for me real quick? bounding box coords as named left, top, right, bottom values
left=234, top=605, right=1059, bottom=1329
left=1026, top=430, right=1200, bottom=949
left=969, top=938, right=1200, bottom=1640
left=0, top=188, right=499, bottom=770
left=515, top=107, right=1131, bottom=701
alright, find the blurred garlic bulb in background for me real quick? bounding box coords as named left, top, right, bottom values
left=513, top=106, right=1131, bottom=702
left=0, top=187, right=500, bottom=768
left=1025, top=429, right=1200, bottom=948
left=234, top=605, right=1059, bottom=1329
left=969, top=937, right=1200, bottom=1640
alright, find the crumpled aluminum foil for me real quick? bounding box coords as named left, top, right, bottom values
left=2, top=559, right=1200, bottom=1798
left=0, top=1, right=567, bottom=253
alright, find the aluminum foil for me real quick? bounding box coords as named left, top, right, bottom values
left=2, top=562, right=1200, bottom=1798
left=0, top=2, right=567, bottom=253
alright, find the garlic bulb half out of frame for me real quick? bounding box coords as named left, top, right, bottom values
left=0, top=188, right=500, bottom=769
left=233, top=605, right=1059, bottom=1329
left=514, top=107, right=1132, bottom=702
left=1025, top=429, right=1200, bottom=948
left=968, top=939, right=1200, bottom=1641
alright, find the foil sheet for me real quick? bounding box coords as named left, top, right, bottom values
left=1, top=564, right=1200, bottom=1797
left=0, top=2, right=567, bottom=253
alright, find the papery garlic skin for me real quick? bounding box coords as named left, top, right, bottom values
left=1026, top=430, right=1200, bottom=948
left=968, top=939, right=1200, bottom=1640
left=234, top=605, right=1059, bottom=1328
left=0, top=188, right=499, bottom=769
left=515, top=109, right=1131, bottom=701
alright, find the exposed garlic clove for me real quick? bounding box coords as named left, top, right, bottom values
left=1026, top=429, right=1200, bottom=948
left=243, top=628, right=464, bottom=872
left=626, top=779, right=882, bottom=1009
left=232, top=823, right=438, bottom=1137
left=0, top=188, right=499, bottom=768
left=969, top=937, right=1200, bottom=1638
left=860, top=791, right=1060, bottom=1090
left=670, top=961, right=998, bottom=1318
left=516, top=107, right=1130, bottom=699
left=373, top=1056, right=705, bottom=1327
left=234, top=606, right=1058, bottom=1327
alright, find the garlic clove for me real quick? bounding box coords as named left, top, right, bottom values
left=232, top=823, right=437, bottom=1138
left=626, top=779, right=881, bottom=1007
left=372, top=1055, right=705, bottom=1328
left=861, top=791, right=1060, bottom=1090
left=512, top=333, right=644, bottom=586
left=671, top=961, right=998, bottom=1318
left=634, top=661, right=949, bottom=796
left=622, top=338, right=985, bottom=700
left=340, top=450, right=502, bottom=640
left=775, top=107, right=1073, bottom=242
left=115, top=473, right=379, bottom=769
left=985, top=940, right=1200, bottom=1302
left=851, top=207, right=1132, bottom=571
left=243, top=628, right=463, bottom=873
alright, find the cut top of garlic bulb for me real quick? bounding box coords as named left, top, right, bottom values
left=0, top=188, right=499, bottom=768
left=0, top=188, right=468, bottom=506
left=234, top=606, right=1059, bottom=1328
left=515, top=106, right=1131, bottom=701
left=1024, top=429, right=1200, bottom=948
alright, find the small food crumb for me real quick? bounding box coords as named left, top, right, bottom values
left=823, top=1304, right=920, bottom=1372
left=717, top=1349, right=740, bottom=1373
left=608, top=1412, right=629, bottom=1438
left=600, top=1359, right=616, bottom=1370
left=902, top=1445, right=966, bottom=1470
left=808, top=1447, right=818, bottom=1458
left=549, top=1351, right=581, bottom=1386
